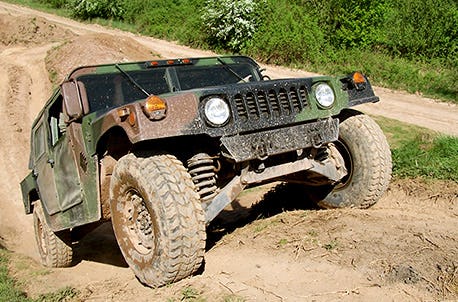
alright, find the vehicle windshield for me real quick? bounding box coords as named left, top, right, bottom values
left=76, top=59, right=260, bottom=112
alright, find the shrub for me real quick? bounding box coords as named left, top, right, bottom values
left=382, top=0, right=457, bottom=63
left=303, top=0, right=389, bottom=49
left=201, top=0, right=264, bottom=52
left=69, top=0, right=125, bottom=20
left=246, top=1, right=325, bottom=65
left=36, top=0, right=68, bottom=8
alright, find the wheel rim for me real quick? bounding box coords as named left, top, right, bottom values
left=333, top=139, right=354, bottom=191
left=123, top=189, right=155, bottom=254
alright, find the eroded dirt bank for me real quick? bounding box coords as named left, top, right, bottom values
left=0, top=2, right=456, bottom=301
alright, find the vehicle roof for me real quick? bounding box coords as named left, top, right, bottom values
left=66, top=55, right=260, bottom=81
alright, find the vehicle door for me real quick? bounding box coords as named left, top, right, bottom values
left=34, top=93, right=83, bottom=215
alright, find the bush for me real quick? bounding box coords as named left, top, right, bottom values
left=120, top=0, right=204, bottom=45
left=69, top=0, right=125, bottom=20
left=382, top=0, right=457, bottom=63
left=246, top=1, right=325, bottom=65
left=36, top=0, right=68, bottom=8
left=201, top=0, right=264, bottom=52
left=307, top=0, right=390, bottom=49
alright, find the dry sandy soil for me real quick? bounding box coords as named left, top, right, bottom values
left=0, top=2, right=457, bottom=301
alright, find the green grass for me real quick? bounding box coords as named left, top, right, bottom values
left=392, top=135, right=458, bottom=181
left=375, top=117, right=458, bottom=181
left=0, top=249, right=30, bottom=302
left=0, top=248, right=79, bottom=302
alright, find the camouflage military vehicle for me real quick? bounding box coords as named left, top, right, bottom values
left=20, top=56, right=391, bottom=287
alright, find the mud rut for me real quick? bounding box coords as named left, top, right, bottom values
left=0, top=2, right=457, bottom=301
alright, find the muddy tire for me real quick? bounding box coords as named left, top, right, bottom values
left=308, top=110, right=392, bottom=208
left=33, top=202, right=73, bottom=267
left=109, top=153, right=206, bottom=287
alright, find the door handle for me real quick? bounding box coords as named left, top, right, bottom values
left=47, top=159, right=55, bottom=168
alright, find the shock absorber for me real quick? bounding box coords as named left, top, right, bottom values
left=187, top=153, right=218, bottom=209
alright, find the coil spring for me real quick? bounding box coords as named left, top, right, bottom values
left=187, top=153, right=218, bottom=208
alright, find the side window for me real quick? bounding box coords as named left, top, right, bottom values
left=34, top=123, right=46, bottom=159
left=48, top=95, right=66, bottom=146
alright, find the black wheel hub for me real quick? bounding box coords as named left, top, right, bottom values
left=125, top=190, right=155, bottom=254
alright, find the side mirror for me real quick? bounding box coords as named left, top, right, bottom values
left=61, top=81, right=83, bottom=121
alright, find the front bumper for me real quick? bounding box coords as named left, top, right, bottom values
left=220, top=118, right=339, bottom=162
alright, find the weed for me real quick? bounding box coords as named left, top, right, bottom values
left=35, top=287, right=79, bottom=302
left=307, top=230, right=318, bottom=237
left=323, top=240, right=338, bottom=251
left=277, top=238, right=288, bottom=247
left=178, top=286, right=205, bottom=302
left=223, top=294, right=246, bottom=302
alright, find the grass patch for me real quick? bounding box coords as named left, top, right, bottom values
left=375, top=117, right=458, bottom=181
left=392, top=135, right=458, bottom=181
left=0, top=248, right=79, bottom=302
left=166, top=286, right=206, bottom=302
left=35, top=287, right=79, bottom=302
left=0, top=249, right=29, bottom=302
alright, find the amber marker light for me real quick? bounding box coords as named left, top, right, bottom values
left=128, top=112, right=136, bottom=126
left=143, top=95, right=167, bottom=120
left=351, top=72, right=367, bottom=90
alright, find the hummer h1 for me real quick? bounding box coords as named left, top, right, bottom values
left=20, top=56, right=391, bottom=287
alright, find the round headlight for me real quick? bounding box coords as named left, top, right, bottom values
left=315, top=83, right=335, bottom=108
left=204, top=97, right=230, bottom=126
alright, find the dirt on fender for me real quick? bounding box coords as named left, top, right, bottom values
left=0, top=2, right=456, bottom=301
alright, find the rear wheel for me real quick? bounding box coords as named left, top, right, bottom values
left=33, top=202, right=73, bottom=267
left=306, top=110, right=392, bottom=208
left=109, top=153, right=206, bottom=287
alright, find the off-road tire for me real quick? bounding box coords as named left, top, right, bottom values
left=109, top=153, right=206, bottom=288
left=308, top=109, right=392, bottom=208
left=33, top=202, right=73, bottom=267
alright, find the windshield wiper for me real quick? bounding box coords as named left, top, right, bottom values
left=216, top=57, right=247, bottom=83
left=115, top=64, right=150, bottom=97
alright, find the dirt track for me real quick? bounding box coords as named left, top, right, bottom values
left=0, top=2, right=457, bottom=301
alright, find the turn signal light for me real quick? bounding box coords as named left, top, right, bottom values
left=143, top=95, right=167, bottom=120
left=351, top=72, right=367, bottom=90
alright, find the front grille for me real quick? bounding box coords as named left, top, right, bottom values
left=232, top=84, right=309, bottom=121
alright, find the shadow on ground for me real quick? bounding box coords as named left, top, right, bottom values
left=207, top=183, right=321, bottom=250
left=73, top=222, right=128, bottom=268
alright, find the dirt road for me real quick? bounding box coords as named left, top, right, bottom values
left=0, top=2, right=457, bottom=301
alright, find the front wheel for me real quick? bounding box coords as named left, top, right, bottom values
left=307, top=110, right=392, bottom=208
left=109, top=153, right=206, bottom=287
left=33, top=202, right=73, bottom=267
